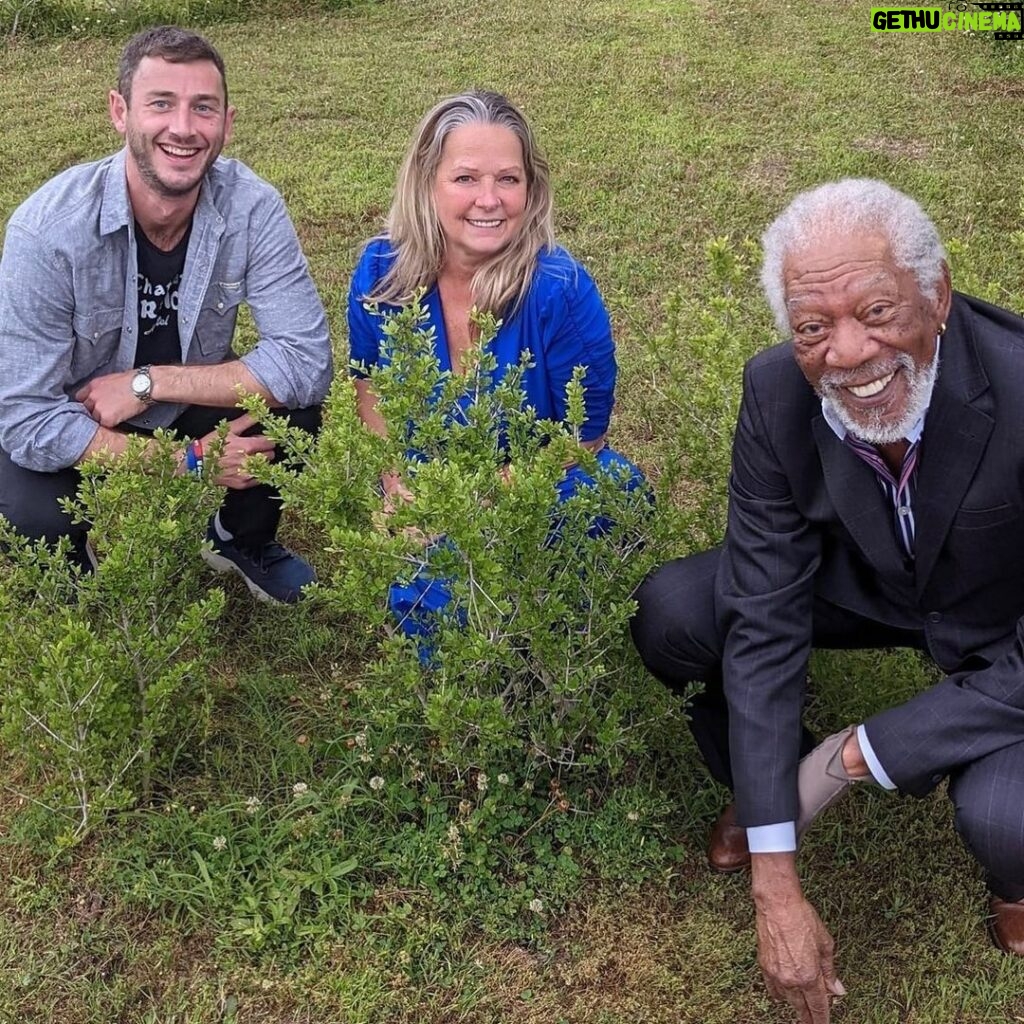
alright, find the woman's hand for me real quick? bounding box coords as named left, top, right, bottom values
left=373, top=470, right=437, bottom=547
left=380, top=470, right=415, bottom=514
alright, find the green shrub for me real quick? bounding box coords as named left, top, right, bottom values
left=255, top=299, right=663, bottom=778
left=0, top=432, right=226, bottom=843
left=147, top=297, right=678, bottom=942
left=635, top=235, right=768, bottom=548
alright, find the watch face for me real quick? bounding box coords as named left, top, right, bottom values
left=131, top=372, right=150, bottom=398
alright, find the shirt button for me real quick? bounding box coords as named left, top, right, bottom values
left=927, top=611, right=942, bottom=624
left=897, top=506, right=910, bottom=516
left=93, top=332, right=99, bottom=339
left=217, top=302, right=224, bottom=309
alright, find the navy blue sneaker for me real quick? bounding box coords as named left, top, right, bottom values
left=69, top=536, right=99, bottom=574
left=201, top=523, right=315, bottom=604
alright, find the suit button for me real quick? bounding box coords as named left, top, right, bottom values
left=927, top=612, right=942, bottom=624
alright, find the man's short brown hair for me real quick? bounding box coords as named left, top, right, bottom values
left=117, top=25, right=228, bottom=105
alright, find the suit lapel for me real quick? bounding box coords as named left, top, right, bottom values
left=814, top=416, right=908, bottom=574
left=812, top=294, right=994, bottom=588
left=913, top=301, right=994, bottom=597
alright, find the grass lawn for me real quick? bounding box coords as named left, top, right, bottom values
left=2, top=1, right=1024, bottom=1021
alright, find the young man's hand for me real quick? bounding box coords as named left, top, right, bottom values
left=76, top=370, right=147, bottom=427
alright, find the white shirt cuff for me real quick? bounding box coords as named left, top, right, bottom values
left=857, top=723, right=897, bottom=790
left=747, top=821, right=797, bottom=853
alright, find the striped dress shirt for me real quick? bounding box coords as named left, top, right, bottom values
left=843, top=434, right=919, bottom=559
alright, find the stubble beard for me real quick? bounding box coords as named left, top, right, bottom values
left=818, top=350, right=939, bottom=445
left=127, top=128, right=218, bottom=200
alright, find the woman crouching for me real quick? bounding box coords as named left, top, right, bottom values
left=347, top=90, right=645, bottom=646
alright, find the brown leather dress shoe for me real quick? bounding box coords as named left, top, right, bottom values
left=989, top=897, right=1024, bottom=955
left=706, top=802, right=750, bottom=873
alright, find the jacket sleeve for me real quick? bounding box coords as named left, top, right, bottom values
left=720, top=360, right=821, bottom=827
left=238, top=191, right=332, bottom=408
left=0, top=222, right=100, bottom=471
left=864, top=631, right=1024, bottom=796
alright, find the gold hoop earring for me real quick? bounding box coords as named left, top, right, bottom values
left=937, top=321, right=947, bottom=336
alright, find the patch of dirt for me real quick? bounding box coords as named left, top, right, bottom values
left=742, top=153, right=790, bottom=193
left=853, top=136, right=931, bottom=161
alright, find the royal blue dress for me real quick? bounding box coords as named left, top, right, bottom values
left=347, top=237, right=646, bottom=652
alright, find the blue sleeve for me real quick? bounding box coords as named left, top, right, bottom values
left=346, top=238, right=395, bottom=376
left=537, top=253, right=617, bottom=441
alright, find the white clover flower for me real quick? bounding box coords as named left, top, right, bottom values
left=442, top=822, right=464, bottom=867
left=354, top=731, right=367, bottom=749
left=497, top=773, right=510, bottom=785
left=369, top=776, right=385, bottom=791
left=476, top=772, right=489, bottom=793
left=212, top=835, right=227, bottom=852
left=528, top=898, right=544, bottom=914
left=411, top=770, right=425, bottom=783
left=627, top=810, right=640, bottom=822
left=359, top=752, right=372, bottom=763
left=245, top=795, right=261, bottom=814
left=292, top=782, right=309, bottom=797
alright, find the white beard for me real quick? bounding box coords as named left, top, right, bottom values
left=817, top=349, right=939, bottom=445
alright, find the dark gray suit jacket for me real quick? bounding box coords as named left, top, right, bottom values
left=721, top=293, right=1024, bottom=827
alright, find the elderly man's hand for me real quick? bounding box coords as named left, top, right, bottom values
left=757, top=897, right=842, bottom=1022
left=752, top=853, right=845, bottom=1024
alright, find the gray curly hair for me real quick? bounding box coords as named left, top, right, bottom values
left=760, top=179, right=947, bottom=335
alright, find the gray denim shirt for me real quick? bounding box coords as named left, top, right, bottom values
left=0, top=149, right=332, bottom=472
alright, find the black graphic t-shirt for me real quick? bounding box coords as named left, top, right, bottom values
left=134, top=220, right=192, bottom=367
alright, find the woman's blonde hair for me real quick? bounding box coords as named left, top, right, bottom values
left=367, top=90, right=555, bottom=316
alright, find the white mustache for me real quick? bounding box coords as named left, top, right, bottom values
left=818, top=352, right=913, bottom=391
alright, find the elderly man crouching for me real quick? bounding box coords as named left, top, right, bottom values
left=631, top=178, right=1024, bottom=1023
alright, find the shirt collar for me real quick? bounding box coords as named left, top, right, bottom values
left=821, top=337, right=941, bottom=444
left=99, top=149, right=131, bottom=236
left=98, top=147, right=219, bottom=236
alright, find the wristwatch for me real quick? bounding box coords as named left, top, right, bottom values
left=130, top=365, right=155, bottom=405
